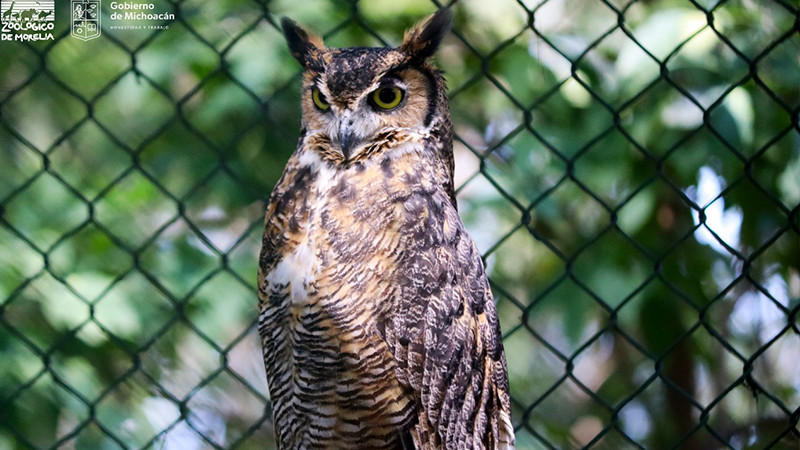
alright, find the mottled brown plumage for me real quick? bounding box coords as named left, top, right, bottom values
left=258, top=10, right=515, bottom=449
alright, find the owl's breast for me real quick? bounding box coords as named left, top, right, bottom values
left=259, top=148, right=416, bottom=447
left=265, top=149, right=395, bottom=305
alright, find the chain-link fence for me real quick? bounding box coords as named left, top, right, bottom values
left=1, top=0, right=799, bottom=448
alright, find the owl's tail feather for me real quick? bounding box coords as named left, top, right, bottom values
left=486, top=363, right=516, bottom=450
left=496, top=409, right=515, bottom=450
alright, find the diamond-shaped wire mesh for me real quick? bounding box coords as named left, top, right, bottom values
left=1, top=0, right=799, bottom=448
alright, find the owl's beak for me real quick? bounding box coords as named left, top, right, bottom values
left=337, top=118, right=361, bottom=160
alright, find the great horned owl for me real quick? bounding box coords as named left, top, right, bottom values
left=258, top=9, right=515, bottom=449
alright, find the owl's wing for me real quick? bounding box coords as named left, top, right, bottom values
left=387, top=189, right=515, bottom=449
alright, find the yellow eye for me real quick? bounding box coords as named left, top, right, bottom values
left=312, top=88, right=330, bottom=111
left=370, top=86, right=404, bottom=110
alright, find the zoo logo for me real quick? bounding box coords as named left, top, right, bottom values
left=1, top=1, right=54, bottom=30
left=71, top=0, right=100, bottom=41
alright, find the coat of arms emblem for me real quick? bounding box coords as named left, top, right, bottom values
left=71, top=0, right=100, bottom=41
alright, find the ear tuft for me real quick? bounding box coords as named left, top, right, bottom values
left=281, top=18, right=325, bottom=71
left=400, top=8, right=452, bottom=63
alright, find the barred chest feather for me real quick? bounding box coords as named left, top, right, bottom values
left=259, top=142, right=442, bottom=448
left=266, top=143, right=425, bottom=306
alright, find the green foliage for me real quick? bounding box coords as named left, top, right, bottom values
left=1, top=0, right=798, bottom=448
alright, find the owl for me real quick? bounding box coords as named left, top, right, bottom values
left=258, top=9, right=515, bottom=449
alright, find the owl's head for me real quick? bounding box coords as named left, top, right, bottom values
left=282, top=10, right=452, bottom=162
